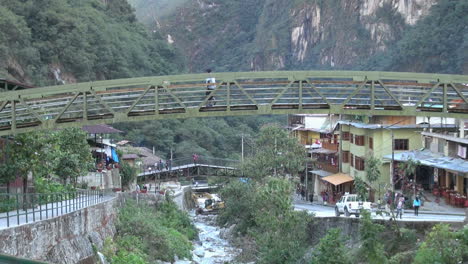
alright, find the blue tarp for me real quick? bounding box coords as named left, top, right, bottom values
left=111, top=148, right=119, bottom=163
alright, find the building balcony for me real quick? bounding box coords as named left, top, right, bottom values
left=322, top=140, right=339, bottom=152
left=315, top=161, right=339, bottom=173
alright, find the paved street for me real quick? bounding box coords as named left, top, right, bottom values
left=294, top=202, right=466, bottom=222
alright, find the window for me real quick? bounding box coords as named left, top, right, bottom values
left=342, top=151, right=350, bottom=163
left=355, top=135, right=365, bottom=146
left=342, top=132, right=350, bottom=141
left=394, top=139, right=409, bottom=150
left=350, top=133, right=354, bottom=144
left=369, top=137, right=373, bottom=150
left=350, top=154, right=354, bottom=167
left=355, top=156, right=365, bottom=171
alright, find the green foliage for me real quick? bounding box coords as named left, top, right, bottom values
left=311, top=228, right=350, bottom=264
left=362, top=0, right=468, bottom=74
left=218, top=177, right=311, bottom=264
left=113, top=199, right=196, bottom=263
left=0, top=0, right=183, bottom=84
left=358, top=210, right=388, bottom=264
left=34, top=177, right=74, bottom=194
left=0, top=196, right=16, bottom=213
left=114, top=115, right=285, bottom=160
left=218, top=180, right=257, bottom=234
left=120, top=161, right=137, bottom=189
left=353, top=176, right=368, bottom=201
left=243, top=125, right=306, bottom=180
left=0, top=128, right=93, bottom=188
left=413, top=224, right=468, bottom=264
left=154, top=199, right=197, bottom=240
left=365, top=155, right=381, bottom=183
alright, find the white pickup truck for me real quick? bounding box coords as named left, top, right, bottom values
left=335, top=194, right=372, bottom=217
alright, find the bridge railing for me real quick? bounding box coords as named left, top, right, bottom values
left=0, top=189, right=113, bottom=229
left=160, top=156, right=240, bottom=170
left=2, top=71, right=468, bottom=136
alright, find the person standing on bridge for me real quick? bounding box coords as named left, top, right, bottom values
left=205, top=69, right=216, bottom=107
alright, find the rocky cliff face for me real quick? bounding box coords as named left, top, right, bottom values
left=159, top=0, right=438, bottom=72
left=268, top=0, right=437, bottom=70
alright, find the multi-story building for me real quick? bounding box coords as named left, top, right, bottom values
left=290, top=114, right=458, bottom=202
left=384, top=120, right=468, bottom=205
left=340, top=116, right=456, bottom=200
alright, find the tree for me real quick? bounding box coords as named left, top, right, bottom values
left=353, top=176, right=368, bottom=201
left=243, top=125, right=306, bottom=180
left=252, top=177, right=311, bottom=264
left=311, top=228, right=350, bottom=264
left=365, top=155, right=381, bottom=184
left=397, top=157, right=421, bottom=196
left=358, top=210, right=388, bottom=264
left=51, top=128, right=93, bottom=185
left=365, top=155, right=381, bottom=198
left=413, top=224, right=468, bottom=264
left=120, top=161, right=138, bottom=190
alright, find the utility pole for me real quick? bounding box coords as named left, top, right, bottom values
left=241, top=134, right=244, bottom=163
left=305, top=161, right=308, bottom=201
left=391, top=130, right=395, bottom=192
left=274, top=137, right=277, bottom=177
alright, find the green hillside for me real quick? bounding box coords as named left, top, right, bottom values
left=0, top=0, right=184, bottom=85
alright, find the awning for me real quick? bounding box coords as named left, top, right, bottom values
left=321, top=173, right=353, bottom=186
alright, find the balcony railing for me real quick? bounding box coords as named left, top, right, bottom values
left=322, top=140, right=339, bottom=151
left=315, top=161, right=339, bottom=173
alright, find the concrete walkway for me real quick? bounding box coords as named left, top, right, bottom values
left=0, top=194, right=115, bottom=230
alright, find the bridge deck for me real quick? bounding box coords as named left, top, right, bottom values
left=1, top=70, right=468, bottom=135
left=138, top=163, right=237, bottom=177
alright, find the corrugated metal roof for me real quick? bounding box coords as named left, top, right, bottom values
left=383, top=150, right=468, bottom=173
left=82, top=124, right=123, bottom=134
left=122, top=154, right=139, bottom=159
left=338, top=121, right=456, bottom=130
left=309, top=148, right=337, bottom=154
left=310, top=170, right=333, bottom=177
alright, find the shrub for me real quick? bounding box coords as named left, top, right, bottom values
left=311, top=228, right=350, bottom=264
left=114, top=199, right=196, bottom=263
left=413, top=224, right=468, bottom=264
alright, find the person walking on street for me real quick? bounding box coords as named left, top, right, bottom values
left=396, top=198, right=404, bottom=219
left=413, top=196, right=421, bottom=216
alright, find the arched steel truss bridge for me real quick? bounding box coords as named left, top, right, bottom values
left=1, top=71, right=468, bottom=136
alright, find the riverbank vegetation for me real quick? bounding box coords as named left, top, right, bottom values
left=218, top=125, right=311, bottom=263
left=103, top=197, right=197, bottom=263
left=217, top=125, right=468, bottom=264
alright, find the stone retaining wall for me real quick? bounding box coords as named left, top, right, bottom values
left=0, top=197, right=119, bottom=264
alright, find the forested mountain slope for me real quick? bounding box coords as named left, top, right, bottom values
left=134, top=0, right=467, bottom=74
left=0, top=0, right=183, bottom=86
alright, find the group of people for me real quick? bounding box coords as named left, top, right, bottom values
left=156, top=159, right=172, bottom=171
left=384, top=191, right=421, bottom=219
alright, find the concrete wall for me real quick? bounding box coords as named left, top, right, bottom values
left=0, top=197, right=119, bottom=264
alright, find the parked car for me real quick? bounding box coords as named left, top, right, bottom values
left=335, top=193, right=372, bottom=217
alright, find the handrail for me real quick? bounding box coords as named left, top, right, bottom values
left=0, top=190, right=114, bottom=229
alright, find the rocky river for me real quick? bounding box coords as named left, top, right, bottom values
left=172, top=212, right=240, bottom=264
